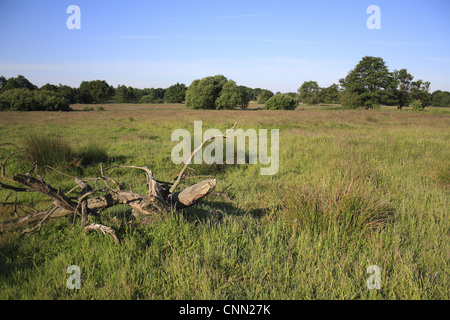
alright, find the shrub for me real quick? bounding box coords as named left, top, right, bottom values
left=0, top=88, right=34, bottom=111
left=257, top=89, right=274, bottom=103
left=0, top=88, right=70, bottom=111
left=340, top=91, right=362, bottom=109
left=185, top=75, right=228, bottom=109
left=215, top=80, right=238, bottom=110
left=139, top=95, right=163, bottom=104
left=411, top=99, right=424, bottom=111
left=24, top=134, right=75, bottom=169
left=264, top=94, right=298, bottom=110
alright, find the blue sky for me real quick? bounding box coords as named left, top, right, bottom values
left=0, top=0, right=449, bottom=92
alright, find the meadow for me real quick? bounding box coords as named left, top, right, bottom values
left=0, top=103, right=448, bottom=299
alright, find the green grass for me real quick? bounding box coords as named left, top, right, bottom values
left=77, top=141, right=109, bottom=167
left=23, top=133, right=75, bottom=169
left=0, top=103, right=448, bottom=299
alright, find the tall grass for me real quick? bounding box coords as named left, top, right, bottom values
left=24, top=134, right=75, bottom=169
left=23, top=134, right=109, bottom=171
left=280, top=177, right=394, bottom=238
left=0, top=104, right=448, bottom=300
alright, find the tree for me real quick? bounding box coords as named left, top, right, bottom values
left=410, top=80, right=431, bottom=108
left=115, top=85, right=137, bottom=103
left=339, top=56, right=397, bottom=109
left=298, top=81, right=321, bottom=105
left=251, top=88, right=262, bottom=101
left=57, top=85, right=79, bottom=104
left=258, top=89, right=274, bottom=104
left=164, top=83, right=187, bottom=103
left=318, top=83, right=340, bottom=105
left=0, top=88, right=34, bottom=111
left=40, top=83, right=59, bottom=92
left=140, top=88, right=156, bottom=103
left=34, top=90, right=71, bottom=111
left=236, top=86, right=252, bottom=109
left=185, top=75, right=229, bottom=109
left=264, top=94, right=298, bottom=110
left=215, top=80, right=238, bottom=110
left=0, top=76, right=6, bottom=92
left=431, top=90, right=450, bottom=107
left=79, top=80, right=115, bottom=104
left=0, top=88, right=70, bottom=111
left=2, top=75, right=38, bottom=92
left=154, top=88, right=166, bottom=103
left=392, top=69, right=413, bottom=109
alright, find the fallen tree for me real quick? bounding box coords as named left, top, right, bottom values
left=0, top=123, right=237, bottom=241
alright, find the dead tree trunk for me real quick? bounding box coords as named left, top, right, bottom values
left=0, top=123, right=237, bottom=240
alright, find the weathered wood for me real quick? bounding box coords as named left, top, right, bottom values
left=12, top=174, right=77, bottom=212
left=85, top=223, right=119, bottom=243
left=2, top=170, right=220, bottom=233
left=0, top=207, right=69, bottom=232
left=109, top=189, right=168, bottom=216
left=168, top=179, right=217, bottom=209
left=0, top=194, right=120, bottom=232
left=1, top=124, right=235, bottom=235
left=75, top=177, right=91, bottom=227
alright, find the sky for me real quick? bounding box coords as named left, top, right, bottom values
left=0, top=0, right=449, bottom=93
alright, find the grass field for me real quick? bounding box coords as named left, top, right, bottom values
left=0, top=103, right=449, bottom=299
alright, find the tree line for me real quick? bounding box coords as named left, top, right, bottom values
left=0, top=76, right=190, bottom=111
left=1, top=56, right=449, bottom=111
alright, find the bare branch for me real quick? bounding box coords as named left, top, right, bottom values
left=85, top=223, right=119, bottom=243
left=170, top=122, right=237, bottom=193
left=22, top=206, right=58, bottom=234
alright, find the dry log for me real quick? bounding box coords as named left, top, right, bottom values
left=12, top=174, right=77, bottom=212
left=0, top=194, right=119, bottom=232
left=0, top=176, right=217, bottom=232
left=0, top=123, right=240, bottom=237
left=168, top=179, right=217, bottom=209
left=75, top=177, right=91, bottom=227
left=0, top=207, right=69, bottom=232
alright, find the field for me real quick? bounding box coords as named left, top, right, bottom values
left=0, top=103, right=449, bottom=299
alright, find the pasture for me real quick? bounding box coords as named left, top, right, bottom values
left=0, top=103, right=448, bottom=299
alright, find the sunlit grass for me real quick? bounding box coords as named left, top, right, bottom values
left=0, top=103, right=448, bottom=299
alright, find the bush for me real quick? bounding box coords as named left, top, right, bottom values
left=185, top=75, right=228, bottom=109
left=411, top=99, right=424, bottom=111
left=340, top=91, right=362, bottom=109
left=264, top=94, right=298, bottom=110
left=0, top=89, right=70, bottom=111
left=0, top=88, right=34, bottom=111
left=139, top=95, right=163, bottom=104
left=35, top=90, right=71, bottom=111
left=257, top=89, right=274, bottom=103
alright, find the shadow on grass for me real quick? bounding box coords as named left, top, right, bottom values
left=181, top=196, right=270, bottom=225
left=0, top=237, right=25, bottom=281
